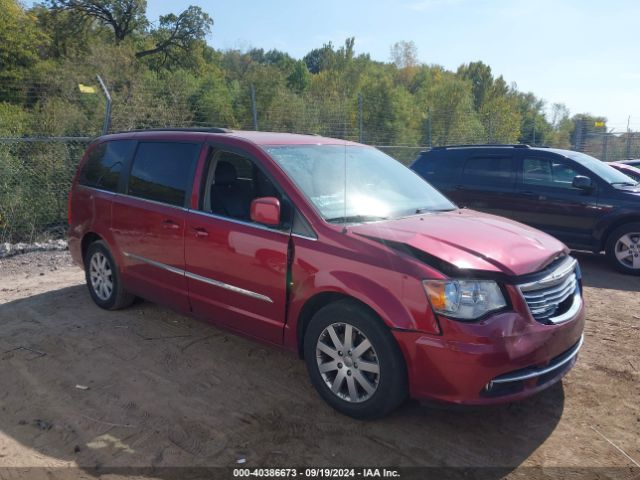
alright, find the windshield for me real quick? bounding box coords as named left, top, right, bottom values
left=266, top=145, right=456, bottom=222
left=562, top=150, right=639, bottom=185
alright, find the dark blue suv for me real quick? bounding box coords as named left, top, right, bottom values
left=411, top=145, right=640, bottom=274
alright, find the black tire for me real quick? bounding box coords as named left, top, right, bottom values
left=84, top=240, right=135, bottom=310
left=303, top=299, right=408, bottom=419
left=605, top=223, right=640, bottom=275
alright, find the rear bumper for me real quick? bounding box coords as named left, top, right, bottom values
left=393, top=297, right=585, bottom=405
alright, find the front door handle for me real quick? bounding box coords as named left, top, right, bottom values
left=162, top=219, right=180, bottom=230
left=193, top=227, right=209, bottom=238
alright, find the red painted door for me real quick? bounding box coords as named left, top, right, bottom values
left=111, top=141, right=202, bottom=313
left=184, top=147, right=290, bottom=345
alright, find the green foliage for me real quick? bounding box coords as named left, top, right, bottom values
left=46, top=0, right=148, bottom=43
left=0, top=103, right=29, bottom=136
left=390, top=40, right=418, bottom=69
left=0, top=0, right=49, bottom=86
left=457, top=61, right=494, bottom=111
left=303, top=43, right=336, bottom=74
left=287, top=61, right=311, bottom=93
left=135, top=5, right=213, bottom=66
left=0, top=2, right=617, bottom=243
left=0, top=3, right=609, bottom=162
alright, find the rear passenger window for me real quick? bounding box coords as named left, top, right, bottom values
left=127, top=142, right=200, bottom=207
left=414, top=154, right=459, bottom=180
left=80, top=140, right=136, bottom=192
left=462, top=156, right=514, bottom=186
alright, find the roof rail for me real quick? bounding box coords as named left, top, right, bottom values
left=432, top=144, right=531, bottom=150
left=113, top=127, right=232, bottom=134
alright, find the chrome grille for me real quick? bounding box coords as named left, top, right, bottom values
left=519, top=257, right=581, bottom=324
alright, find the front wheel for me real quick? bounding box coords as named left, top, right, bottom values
left=605, top=223, right=640, bottom=275
left=303, top=299, right=408, bottom=419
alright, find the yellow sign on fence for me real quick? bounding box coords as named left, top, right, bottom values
left=78, top=83, right=97, bottom=94
left=594, top=121, right=605, bottom=127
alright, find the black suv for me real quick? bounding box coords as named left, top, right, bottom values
left=411, top=145, right=640, bottom=274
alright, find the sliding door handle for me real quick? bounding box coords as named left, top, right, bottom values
left=193, top=227, right=209, bottom=238
left=162, top=219, right=180, bottom=230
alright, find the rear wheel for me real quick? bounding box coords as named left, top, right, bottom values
left=84, top=240, right=135, bottom=309
left=605, top=223, right=640, bottom=275
left=303, top=299, right=408, bottom=419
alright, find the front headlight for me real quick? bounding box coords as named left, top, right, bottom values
left=423, top=279, right=507, bottom=320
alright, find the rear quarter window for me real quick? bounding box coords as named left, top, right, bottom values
left=127, top=142, right=200, bottom=207
left=79, top=140, right=136, bottom=192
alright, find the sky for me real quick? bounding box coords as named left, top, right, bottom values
left=146, top=0, right=640, bottom=130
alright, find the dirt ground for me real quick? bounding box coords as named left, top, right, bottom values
left=0, top=249, right=638, bottom=479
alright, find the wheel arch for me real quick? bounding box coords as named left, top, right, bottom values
left=295, top=292, right=388, bottom=359
left=81, top=232, right=103, bottom=265
left=600, top=215, right=640, bottom=251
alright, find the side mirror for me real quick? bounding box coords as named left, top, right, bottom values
left=250, top=197, right=281, bottom=226
left=572, top=175, right=593, bottom=191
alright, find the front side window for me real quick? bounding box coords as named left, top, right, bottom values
left=80, top=140, right=136, bottom=192
left=266, top=145, right=455, bottom=222
left=522, top=157, right=581, bottom=189
left=462, top=156, right=514, bottom=186
left=128, top=142, right=200, bottom=207
left=200, top=149, right=287, bottom=225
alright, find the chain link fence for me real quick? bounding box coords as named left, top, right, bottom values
left=0, top=138, right=89, bottom=244
left=580, top=132, right=640, bottom=162
left=1, top=79, right=639, bottom=244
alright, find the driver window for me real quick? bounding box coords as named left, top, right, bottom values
left=522, top=157, right=581, bottom=189
left=201, top=149, right=288, bottom=226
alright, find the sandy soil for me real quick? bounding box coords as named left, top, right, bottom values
left=0, top=250, right=638, bottom=479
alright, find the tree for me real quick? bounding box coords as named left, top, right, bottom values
left=423, top=75, right=484, bottom=145
left=287, top=60, right=311, bottom=93
left=135, top=6, right=213, bottom=62
left=457, top=61, right=494, bottom=111
left=303, top=42, right=335, bottom=74
left=0, top=0, right=48, bottom=82
left=389, top=40, right=418, bottom=69
left=32, top=5, right=93, bottom=59
left=551, top=103, right=570, bottom=128
left=481, top=94, right=521, bottom=143
left=303, top=38, right=356, bottom=75
left=515, top=92, right=551, bottom=145
left=46, top=0, right=147, bottom=44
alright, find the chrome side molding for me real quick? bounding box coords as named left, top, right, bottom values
left=122, top=251, right=273, bottom=303
left=184, top=270, right=273, bottom=303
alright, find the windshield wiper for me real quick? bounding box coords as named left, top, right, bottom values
left=414, top=207, right=455, bottom=214
left=326, top=215, right=388, bottom=224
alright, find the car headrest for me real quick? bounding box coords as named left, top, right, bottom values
left=215, top=161, right=237, bottom=185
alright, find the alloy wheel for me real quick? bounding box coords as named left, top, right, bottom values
left=614, top=232, right=640, bottom=270
left=315, top=322, right=380, bottom=403
left=89, top=251, right=114, bottom=301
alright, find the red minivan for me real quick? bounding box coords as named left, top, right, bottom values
left=68, top=128, right=585, bottom=419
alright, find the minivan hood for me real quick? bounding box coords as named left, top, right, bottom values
left=349, top=209, right=567, bottom=277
